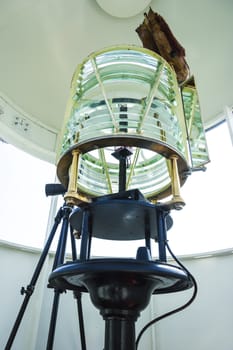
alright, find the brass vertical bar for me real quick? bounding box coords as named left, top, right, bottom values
left=64, top=149, right=80, bottom=205
left=169, top=155, right=185, bottom=209
left=68, top=149, right=80, bottom=193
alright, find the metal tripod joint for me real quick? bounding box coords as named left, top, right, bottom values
left=20, top=285, right=34, bottom=296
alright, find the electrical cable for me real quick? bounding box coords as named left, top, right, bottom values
left=135, top=240, right=198, bottom=349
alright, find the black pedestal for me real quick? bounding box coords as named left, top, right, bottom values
left=49, top=258, right=192, bottom=350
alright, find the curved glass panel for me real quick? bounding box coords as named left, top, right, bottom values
left=57, top=46, right=190, bottom=200
left=181, top=77, right=209, bottom=168
left=77, top=148, right=171, bottom=197
left=59, top=47, right=187, bottom=159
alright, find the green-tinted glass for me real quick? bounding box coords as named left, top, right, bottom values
left=56, top=46, right=207, bottom=201
left=181, top=77, right=210, bottom=168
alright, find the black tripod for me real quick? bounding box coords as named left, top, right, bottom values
left=5, top=198, right=87, bottom=350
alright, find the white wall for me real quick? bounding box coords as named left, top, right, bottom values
left=152, top=253, right=233, bottom=350
left=0, top=241, right=152, bottom=350
left=1, top=241, right=233, bottom=350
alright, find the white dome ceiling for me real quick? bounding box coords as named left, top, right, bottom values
left=0, top=0, right=232, bottom=161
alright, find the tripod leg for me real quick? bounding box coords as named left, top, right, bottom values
left=5, top=206, right=64, bottom=350
left=46, top=205, right=71, bottom=349
left=52, top=206, right=72, bottom=269
left=46, top=289, right=62, bottom=350
left=73, top=291, right=87, bottom=350
left=70, top=230, right=87, bottom=350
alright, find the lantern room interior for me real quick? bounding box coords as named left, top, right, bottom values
left=0, top=1, right=233, bottom=349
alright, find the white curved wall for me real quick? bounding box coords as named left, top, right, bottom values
left=1, top=241, right=233, bottom=350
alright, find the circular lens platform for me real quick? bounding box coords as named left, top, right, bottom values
left=49, top=258, right=193, bottom=302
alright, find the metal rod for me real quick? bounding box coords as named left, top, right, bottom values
left=144, top=212, right=151, bottom=255
left=157, top=209, right=167, bottom=262
left=112, top=148, right=132, bottom=192
left=64, top=149, right=80, bottom=205
left=68, top=150, right=79, bottom=193
left=70, top=228, right=87, bottom=350
left=169, top=155, right=185, bottom=208
left=70, top=226, right=78, bottom=261
left=79, top=210, right=91, bottom=261
left=119, top=156, right=127, bottom=192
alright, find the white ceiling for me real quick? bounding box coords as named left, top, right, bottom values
left=0, top=0, right=233, bottom=160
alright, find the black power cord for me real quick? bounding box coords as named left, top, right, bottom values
left=136, top=241, right=198, bottom=349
